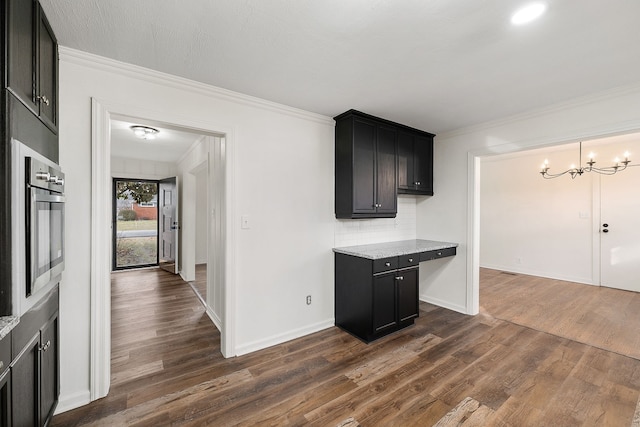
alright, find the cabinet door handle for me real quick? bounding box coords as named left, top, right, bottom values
left=395, top=276, right=404, bottom=281
left=39, top=340, right=51, bottom=352
left=37, top=95, right=51, bottom=106
left=415, top=181, right=421, bottom=186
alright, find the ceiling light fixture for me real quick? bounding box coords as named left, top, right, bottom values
left=511, top=3, right=547, bottom=25
left=130, top=125, right=159, bottom=140
left=540, top=142, right=631, bottom=179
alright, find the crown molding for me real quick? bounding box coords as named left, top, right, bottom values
left=58, top=46, right=334, bottom=126
left=437, top=81, right=640, bottom=141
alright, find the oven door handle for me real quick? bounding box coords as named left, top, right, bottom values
left=32, top=191, right=65, bottom=203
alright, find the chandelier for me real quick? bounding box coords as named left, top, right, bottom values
left=540, top=142, right=630, bottom=179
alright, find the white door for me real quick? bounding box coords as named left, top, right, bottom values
left=159, top=177, right=179, bottom=274
left=600, top=166, right=640, bottom=292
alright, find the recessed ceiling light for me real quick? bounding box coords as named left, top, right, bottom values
left=130, top=125, right=160, bottom=140
left=511, top=3, right=546, bottom=25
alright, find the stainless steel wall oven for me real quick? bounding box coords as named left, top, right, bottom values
left=26, top=156, right=65, bottom=296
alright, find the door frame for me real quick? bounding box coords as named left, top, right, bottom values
left=111, top=177, right=160, bottom=271
left=90, top=98, right=237, bottom=401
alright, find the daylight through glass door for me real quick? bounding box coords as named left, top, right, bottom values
left=113, top=179, right=159, bottom=269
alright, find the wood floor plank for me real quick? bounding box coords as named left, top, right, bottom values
left=51, top=267, right=640, bottom=426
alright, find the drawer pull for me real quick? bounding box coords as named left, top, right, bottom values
left=395, top=276, right=404, bottom=281
left=385, top=262, right=391, bottom=267
left=437, top=252, right=442, bottom=256
left=408, top=258, right=413, bottom=262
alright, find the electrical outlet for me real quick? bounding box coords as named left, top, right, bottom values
left=306, top=295, right=312, bottom=305
left=241, top=215, right=250, bottom=229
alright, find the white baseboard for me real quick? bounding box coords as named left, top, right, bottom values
left=235, top=319, right=335, bottom=356
left=420, top=295, right=469, bottom=315
left=55, top=390, right=91, bottom=415
left=479, top=263, right=596, bottom=286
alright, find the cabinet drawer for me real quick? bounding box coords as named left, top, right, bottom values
left=0, top=334, right=9, bottom=376
left=373, top=257, right=398, bottom=274
left=420, top=247, right=457, bottom=262
left=398, top=254, right=419, bottom=268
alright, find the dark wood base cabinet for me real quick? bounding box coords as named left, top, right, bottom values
left=7, top=286, right=59, bottom=427
left=335, top=253, right=419, bottom=342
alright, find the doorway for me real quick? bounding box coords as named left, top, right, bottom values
left=477, top=133, right=640, bottom=298
left=91, top=99, right=235, bottom=402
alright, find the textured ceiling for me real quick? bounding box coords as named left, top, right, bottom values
left=40, top=0, right=640, bottom=134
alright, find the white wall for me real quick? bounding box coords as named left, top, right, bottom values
left=417, top=83, right=640, bottom=314
left=334, top=195, right=417, bottom=247
left=57, top=48, right=335, bottom=411
left=111, top=156, right=177, bottom=180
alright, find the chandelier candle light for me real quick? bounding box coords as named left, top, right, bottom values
left=540, top=142, right=631, bottom=179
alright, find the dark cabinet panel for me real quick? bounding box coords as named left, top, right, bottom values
left=398, top=130, right=434, bottom=195
left=0, top=369, right=11, bottom=427
left=39, top=316, right=58, bottom=426
left=397, top=268, right=419, bottom=322
left=352, top=119, right=376, bottom=214
left=376, top=126, right=398, bottom=215
left=11, top=333, right=39, bottom=427
left=372, top=273, right=397, bottom=332
left=335, top=111, right=397, bottom=218
left=6, top=0, right=58, bottom=136
left=7, top=0, right=37, bottom=113
left=37, top=11, right=57, bottom=130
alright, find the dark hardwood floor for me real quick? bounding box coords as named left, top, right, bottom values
left=50, top=268, right=640, bottom=426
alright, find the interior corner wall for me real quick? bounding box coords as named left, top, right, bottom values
left=111, top=156, right=177, bottom=180
left=416, top=84, right=640, bottom=314
left=57, top=49, right=335, bottom=411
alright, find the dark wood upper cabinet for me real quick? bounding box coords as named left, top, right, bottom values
left=7, top=0, right=58, bottom=133
left=335, top=110, right=398, bottom=219
left=398, top=130, right=434, bottom=195
left=335, top=110, right=434, bottom=219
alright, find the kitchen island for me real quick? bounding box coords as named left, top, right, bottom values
left=334, top=239, right=457, bottom=342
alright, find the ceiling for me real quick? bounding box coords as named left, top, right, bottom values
left=111, top=119, right=203, bottom=162
left=41, top=0, right=640, bottom=135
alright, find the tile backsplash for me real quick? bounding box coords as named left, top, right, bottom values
left=334, top=195, right=416, bottom=247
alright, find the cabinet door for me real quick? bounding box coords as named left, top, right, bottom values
left=7, top=0, right=37, bottom=112
left=40, top=316, right=58, bottom=426
left=372, top=273, right=397, bottom=332
left=38, top=8, right=58, bottom=130
left=0, top=370, right=11, bottom=427
left=352, top=119, right=377, bottom=214
left=397, top=132, right=414, bottom=191
left=11, top=333, right=39, bottom=427
left=397, top=268, right=419, bottom=322
left=375, top=125, right=397, bottom=215
left=413, top=135, right=433, bottom=194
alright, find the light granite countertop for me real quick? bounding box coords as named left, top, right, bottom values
left=0, top=316, right=18, bottom=340
left=333, top=239, right=458, bottom=260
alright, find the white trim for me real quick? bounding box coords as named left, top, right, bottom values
left=478, top=264, right=597, bottom=286
left=54, top=390, right=92, bottom=415
left=206, top=305, right=222, bottom=332
left=60, top=47, right=333, bottom=127
left=235, top=319, right=334, bottom=357
left=90, top=99, right=237, bottom=402
left=90, top=99, right=111, bottom=400
left=419, top=296, right=467, bottom=315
